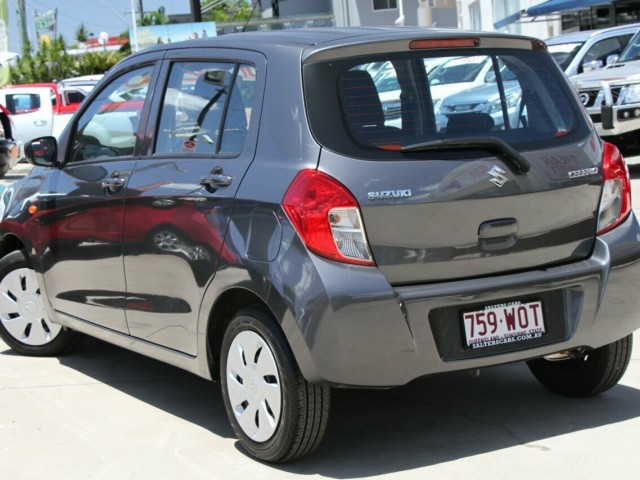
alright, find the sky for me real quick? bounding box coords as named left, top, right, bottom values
left=6, top=0, right=194, bottom=53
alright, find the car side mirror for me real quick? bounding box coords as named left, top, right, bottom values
left=606, top=53, right=619, bottom=66
left=582, top=59, right=603, bottom=73
left=24, top=136, right=59, bottom=167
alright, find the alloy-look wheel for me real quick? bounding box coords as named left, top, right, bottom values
left=0, top=251, right=81, bottom=356
left=220, top=307, right=330, bottom=462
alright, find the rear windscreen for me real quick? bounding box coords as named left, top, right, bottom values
left=304, top=48, right=590, bottom=158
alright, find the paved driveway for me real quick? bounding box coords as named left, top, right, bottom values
left=1, top=165, right=640, bottom=479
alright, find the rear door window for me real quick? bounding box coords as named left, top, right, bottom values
left=155, top=61, right=255, bottom=156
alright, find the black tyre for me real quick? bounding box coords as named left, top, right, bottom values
left=526, top=335, right=633, bottom=397
left=0, top=250, right=82, bottom=356
left=220, top=307, right=330, bottom=463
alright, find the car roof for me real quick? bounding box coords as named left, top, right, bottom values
left=140, top=26, right=540, bottom=60
left=545, top=23, right=640, bottom=45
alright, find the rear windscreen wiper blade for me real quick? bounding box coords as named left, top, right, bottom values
left=401, top=137, right=531, bottom=174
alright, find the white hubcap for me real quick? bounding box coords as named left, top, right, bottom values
left=226, top=330, right=282, bottom=442
left=0, top=268, right=61, bottom=345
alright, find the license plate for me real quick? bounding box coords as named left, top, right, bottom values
left=462, top=299, right=546, bottom=349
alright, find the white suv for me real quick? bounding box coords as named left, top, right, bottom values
left=571, top=28, right=640, bottom=164
left=546, top=23, right=639, bottom=76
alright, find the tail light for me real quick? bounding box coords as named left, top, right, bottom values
left=597, top=142, right=631, bottom=235
left=282, top=169, right=374, bottom=266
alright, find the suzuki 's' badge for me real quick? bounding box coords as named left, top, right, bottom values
left=488, top=165, right=508, bottom=188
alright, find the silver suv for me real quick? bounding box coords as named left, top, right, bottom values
left=1, top=28, right=639, bottom=463
left=546, top=23, right=639, bottom=76
left=571, top=28, right=640, bottom=164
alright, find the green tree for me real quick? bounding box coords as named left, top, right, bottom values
left=142, top=8, right=169, bottom=26
left=10, top=35, right=76, bottom=83
left=75, top=23, right=90, bottom=45
left=202, top=0, right=259, bottom=22
left=10, top=33, right=127, bottom=84
left=76, top=51, right=122, bottom=76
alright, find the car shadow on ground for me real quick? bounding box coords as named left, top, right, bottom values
left=42, top=336, right=640, bottom=476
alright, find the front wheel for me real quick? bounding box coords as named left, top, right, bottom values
left=220, top=307, right=330, bottom=462
left=0, top=250, right=82, bottom=356
left=526, top=335, right=633, bottom=397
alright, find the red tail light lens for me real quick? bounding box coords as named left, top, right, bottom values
left=282, top=169, right=374, bottom=266
left=597, top=142, right=631, bottom=235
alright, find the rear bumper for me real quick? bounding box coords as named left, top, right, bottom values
left=278, top=213, right=640, bottom=387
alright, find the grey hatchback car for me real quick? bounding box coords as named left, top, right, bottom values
left=1, top=27, right=639, bottom=463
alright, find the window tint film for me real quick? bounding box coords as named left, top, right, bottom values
left=305, top=48, right=587, bottom=158
left=155, top=61, right=238, bottom=155
left=71, top=66, right=153, bottom=162
left=219, top=64, right=256, bottom=155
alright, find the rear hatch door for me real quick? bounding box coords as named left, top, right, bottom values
left=304, top=37, right=602, bottom=285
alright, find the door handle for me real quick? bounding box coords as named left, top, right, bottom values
left=101, top=172, right=126, bottom=193
left=200, top=166, right=232, bottom=192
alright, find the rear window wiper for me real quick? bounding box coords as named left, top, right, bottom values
left=401, top=137, right=531, bottom=174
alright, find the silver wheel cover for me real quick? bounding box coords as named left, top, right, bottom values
left=226, top=330, right=282, bottom=442
left=0, top=268, right=62, bottom=345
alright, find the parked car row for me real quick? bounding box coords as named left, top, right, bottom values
left=368, top=23, right=640, bottom=167
left=568, top=28, right=640, bottom=165
left=371, top=53, right=524, bottom=134
left=0, top=75, right=103, bottom=159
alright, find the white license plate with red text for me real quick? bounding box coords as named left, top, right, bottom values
left=462, top=300, right=546, bottom=349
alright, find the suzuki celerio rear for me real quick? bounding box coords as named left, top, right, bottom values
left=1, top=28, right=639, bottom=463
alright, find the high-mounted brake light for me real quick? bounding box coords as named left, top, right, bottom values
left=597, top=142, right=631, bottom=235
left=282, top=170, right=374, bottom=266
left=409, top=38, right=480, bottom=49
left=531, top=39, right=547, bottom=51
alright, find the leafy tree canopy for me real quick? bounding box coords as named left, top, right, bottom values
left=202, top=0, right=259, bottom=22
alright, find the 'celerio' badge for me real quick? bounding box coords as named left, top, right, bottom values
left=568, top=167, right=599, bottom=179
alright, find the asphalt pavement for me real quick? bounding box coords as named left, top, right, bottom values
left=1, top=163, right=640, bottom=479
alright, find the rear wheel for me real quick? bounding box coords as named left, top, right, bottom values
left=526, top=335, right=633, bottom=397
left=0, top=250, right=81, bottom=356
left=220, top=307, right=330, bottom=462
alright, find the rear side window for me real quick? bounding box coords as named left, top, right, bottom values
left=155, top=61, right=255, bottom=156
left=4, top=94, right=41, bottom=114
left=304, top=48, right=589, bottom=158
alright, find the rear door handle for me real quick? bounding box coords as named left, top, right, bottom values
left=201, top=166, right=233, bottom=191
left=200, top=174, right=233, bottom=188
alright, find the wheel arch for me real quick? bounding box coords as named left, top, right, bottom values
left=0, top=233, right=28, bottom=259
left=205, top=287, right=270, bottom=382
left=202, top=282, right=324, bottom=384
